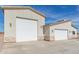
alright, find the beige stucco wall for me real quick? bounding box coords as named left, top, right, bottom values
left=44, top=21, right=77, bottom=41
left=4, top=9, right=45, bottom=42
left=43, top=26, right=50, bottom=41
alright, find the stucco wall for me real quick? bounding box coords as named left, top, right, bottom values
left=44, top=21, right=77, bottom=40
left=4, top=9, right=45, bottom=42
left=43, top=26, right=50, bottom=41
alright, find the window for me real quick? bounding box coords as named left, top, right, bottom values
left=72, top=31, right=75, bottom=35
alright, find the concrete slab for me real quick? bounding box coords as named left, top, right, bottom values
left=0, top=40, right=79, bottom=54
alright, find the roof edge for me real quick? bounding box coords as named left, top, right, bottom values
left=71, top=24, right=78, bottom=29
left=45, top=20, right=71, bottom=26
left=0, top=6, right=45, bottom=18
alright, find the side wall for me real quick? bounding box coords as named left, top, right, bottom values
left=4, top=9, right=45, bottom=42
left=43, top=26, right=50, bottom=41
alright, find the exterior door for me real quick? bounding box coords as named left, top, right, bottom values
left=16, top=18, right=37, bottom=42
left=54, top=29, right=68, bottom=40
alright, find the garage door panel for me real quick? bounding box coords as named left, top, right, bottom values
left=54, top=30, right=68, bottom=40
left=16, top=18, right=37, bottom=42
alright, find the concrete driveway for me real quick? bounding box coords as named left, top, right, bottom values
left=0, top=40, right=79, bottom=54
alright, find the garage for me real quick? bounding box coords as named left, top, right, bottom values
left=44, top=20, right=77, bottom=41
left=3, top=6, right=45, bottom=42
left=54, top=29, right=68, bottom=40
left=16, top=18, right=37, bottom=42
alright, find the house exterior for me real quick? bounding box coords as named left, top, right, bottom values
left=1, top=6, right=45, bottom=42
left=44, top=20, right=77, bottom=41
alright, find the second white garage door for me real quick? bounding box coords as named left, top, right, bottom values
left=54, top=29, right=68, bottom=40
left=16, top=18, right=37, bottom=42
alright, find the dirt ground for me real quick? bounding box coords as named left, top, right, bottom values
left=0, top=39, right=79, bottom=54
left=0, top=33, right=4, bottom=52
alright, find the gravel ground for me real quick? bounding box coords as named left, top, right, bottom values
left=0, top=36, right=4, bottom=52
left=0, top=42, right=3, bottom=52
left=0, top=40, right=79, bottom=54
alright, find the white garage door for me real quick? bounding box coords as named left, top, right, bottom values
left=54, top=30, right=68, bottom=40
left=16, top=18, right=37, bottom=42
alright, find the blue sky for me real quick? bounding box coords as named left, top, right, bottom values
left=0, top=9, right=4, bottom=32
left=0, top=5, right=79, bottom=32
left=31, top=5, right=79, bottom=30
